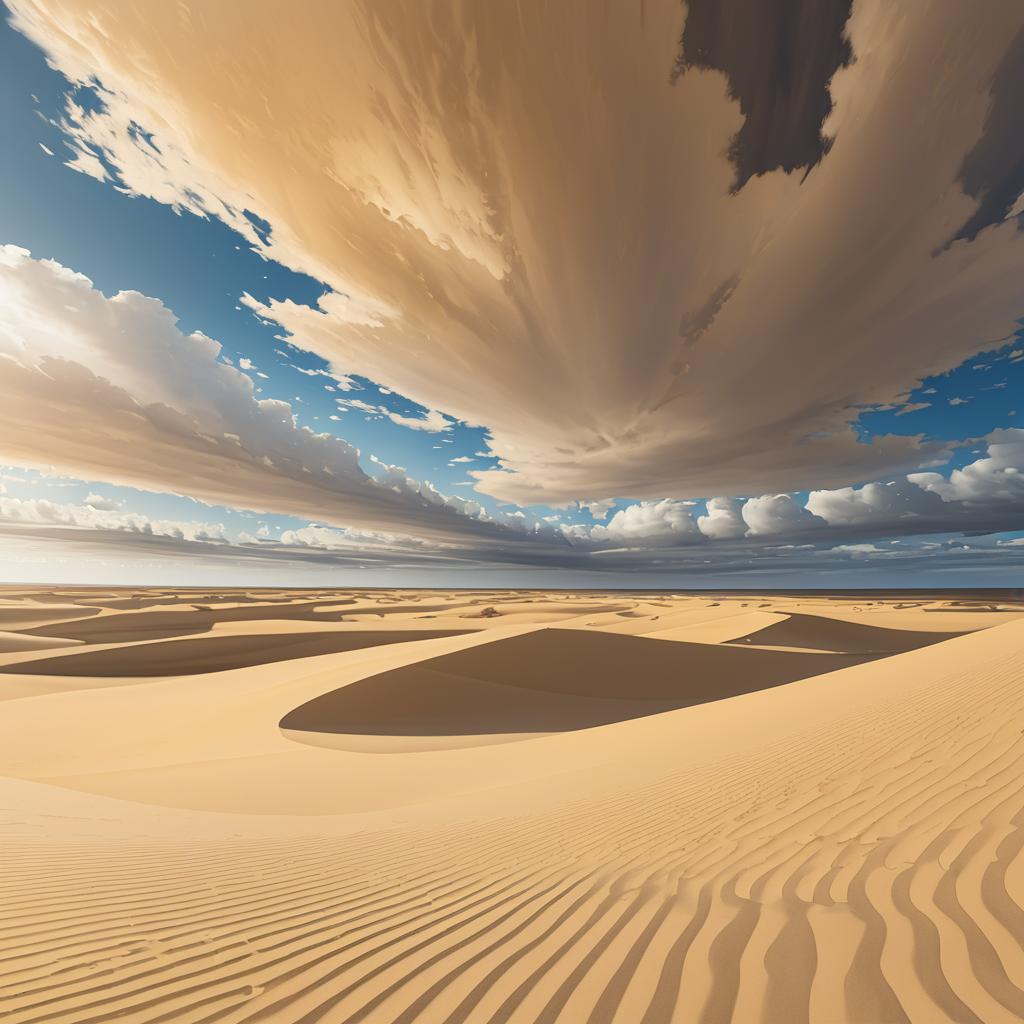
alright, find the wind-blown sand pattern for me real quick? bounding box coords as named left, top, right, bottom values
left=1, top=587, right=1023, bottom=1023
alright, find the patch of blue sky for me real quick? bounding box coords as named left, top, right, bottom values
left=848, top=329, right=1022, bottom=481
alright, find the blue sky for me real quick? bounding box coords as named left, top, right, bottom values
left=1, top=4, right=1023, bottom=586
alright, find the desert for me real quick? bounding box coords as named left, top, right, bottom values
left=1, top=586, right=1023, bottom=1022
left=5, top=0, right=1024, bottom=1020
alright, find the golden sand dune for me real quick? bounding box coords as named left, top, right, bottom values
left=1, top=587, right=1024, bottom=1022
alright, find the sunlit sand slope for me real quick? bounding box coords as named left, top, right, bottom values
left=0, top=588, right=1023, bottom=1023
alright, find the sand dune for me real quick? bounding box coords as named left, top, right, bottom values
left=1, top=587, right=1024, bottom=1022
left=726, top=610, right=968, bottom=653
left=281, top=628, right=869, bottom=747
left=0, top=630, right=82, bottom=654
left=1, top=629, right=473, bottom=677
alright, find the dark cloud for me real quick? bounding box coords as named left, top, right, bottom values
left=674, top=0, right=853, bottom=189
left=950, top=28, right=1024, bottom=244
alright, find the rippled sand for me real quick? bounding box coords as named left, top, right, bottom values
left=1, top=586, right=1023, bottom=1022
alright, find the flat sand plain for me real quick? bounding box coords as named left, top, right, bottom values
left=1, top=586, right=1023, bottom=1022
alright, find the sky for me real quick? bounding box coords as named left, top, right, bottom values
left=0, top=0, right=1023, bottom=588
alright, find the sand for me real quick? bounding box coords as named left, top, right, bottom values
left=1, top=586, right=1023, bottom=1022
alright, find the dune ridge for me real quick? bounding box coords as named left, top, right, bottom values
left=0, top=588, right=1023, bottom=1022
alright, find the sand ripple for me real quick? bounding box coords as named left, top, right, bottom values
left=1, top=590, right=1023, bottom=1022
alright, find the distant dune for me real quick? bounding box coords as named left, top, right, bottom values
left=1, top=586, right=1023, bottom=1022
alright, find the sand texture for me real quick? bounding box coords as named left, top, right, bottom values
left=1, top=586, right=1023, bottom=1022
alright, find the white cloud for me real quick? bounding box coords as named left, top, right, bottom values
left=806, top=478, right=943, bottom=526
left=0, top=493, right=225, bottom=542
left=384, top=408, right=452, bottom=433
left=909, top=428, right=1024, bottom=504
left=590, top=499, right=700, bottom=546
left=84, top=491, right=120, bottom=511
left=697, top=496, right=746, bottom=539
left=340, top=398, right=382, bottom=415
left=742, top=494, right=825, bottom=537
left=828, top=543, right=889, bottom=556
left=578, top=498, right=616, bottom=521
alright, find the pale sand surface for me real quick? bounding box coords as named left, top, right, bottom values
left=1, top=587, right=1023, bottom=1021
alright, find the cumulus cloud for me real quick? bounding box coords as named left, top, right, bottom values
left=8, top=0, right=1024, bottom=506
left=910, top=428, right=1024, bottom=504
left=84, top=491, right=120, bottom=511
left=742, top=494, right=825, bottom=537
left=579, top=498, right=616, bottom=521
left=806, top=477, right=945, bottom=526
left=590, top=500, right=700, bottom=547
left=697, top=496, right=746, bottom=539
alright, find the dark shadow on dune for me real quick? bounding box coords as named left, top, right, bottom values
left=280, top=628, right=874, bottom=740
left=25, top=601, right=479, bottom=644
left=1, top=630, right=475, bottom=677
left=0, top=606, right=103, bottom=628
left=726, top=612, right=968, bottom=654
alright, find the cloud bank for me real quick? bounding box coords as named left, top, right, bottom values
left=0, top=245, right=536, bottom=547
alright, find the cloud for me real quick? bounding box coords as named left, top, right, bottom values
left=5, top=501, right=1024, bottom=588
left=0, top=492, right=226, bottom=542
left=84, top=491, right=120, bottom=511
left=589, top=500, right=700, bottom=546
left=742, top=494, right=825, bottom=537
left=909, top=428, right=1024, bottom=504
left=948, top=28, right=1024, bottom=244
left=3, top=236, right=1022, bottom=580
left=674, top=0, right=853, bottom=189
left=336, top=396, right=449, bottom=432
left=6, top=433, right=1024, bottom=582
left=697, top=496, right=746, bottom=539
left=0, top=245, right=525, bottom=547
left=10, top=0, right=1024, bottom=507
left=806, top=477, right=944, bottom=526
left=383, top=408, right=452, bottom=433
left=578, top=498, right=616, bottom=521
